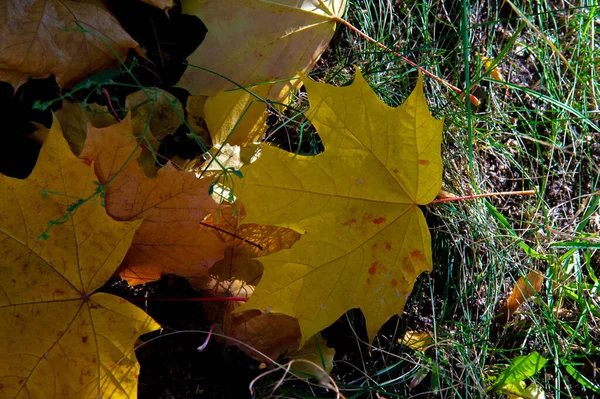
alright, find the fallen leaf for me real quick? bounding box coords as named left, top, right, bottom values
left=199, top=144, right=246, bottom=175
left=186, top=95, right=213, bottom=149
left=478, top=52, right=505, bottom=81
left=55, top=100, right=115, bottom=156
left=79, top=114, right=225, bottom=286
left=203, top=85, right=270, bottom=147
left=489, top=352, right=547, bottom=399
left=177, top=0, right=346, bottom=101
left=400, top=331, right=432, bottom=353
left=126, top=88, right=186, bottom=177
left=194, top=205, right=302, bottom=362
left=235, top=68, right=444, bottom=344
left=191, top=85, right=270, bottom=176
left=126, top=88, right=184, bottom=142
left=0, top=0, right=139, bottom=89
left=225, top=309, right=301, bottom=363
left=497, top=270, right=544, bottom=323
left=0, top=119, right=159, bottom=398
left=196, top=247, right=301, bottom=363
left=288, top=334, right=336, bottom=379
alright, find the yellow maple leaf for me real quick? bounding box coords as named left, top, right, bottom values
left=0, top=119, right=159, bottom=398
left=235, top=68, right=444, bottom=344
left=178, top=0, right=346, bottom=101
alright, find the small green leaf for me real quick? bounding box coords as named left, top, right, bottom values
left=490, top=352, right=547, bottom=395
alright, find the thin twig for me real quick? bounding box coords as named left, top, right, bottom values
left=199, top=221, right=264, bottom=250
left=125, top=296, right=248, bottom=302
left=430, top=189, right=536, bottom=204
left=332, top=16, right=481, bottom=106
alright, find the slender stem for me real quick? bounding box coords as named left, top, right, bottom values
left=197, top=323, right=214, bottom=352
left=125, top=296, right=248, bottom=302
left=199, top=221, right=264, bottom=251
left=332, top=16, right=481, bottom=106
left=102, top=88, right=122, bottom=122
left=430, top=190, right=536, bottom=204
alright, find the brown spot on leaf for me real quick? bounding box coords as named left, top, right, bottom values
left=391, top=279, right=397, bottom=287
left=82, top=158, right=94, bottom=166
left=54, top=289, right=64, bottom=295
left=418, top=159, right=429, bottom=165
left=82, top=336, right=88, bottom=343
left=368, top=261, right=379, bottom=275
left=385, top=242, right=391, bottom=250
left=372, top=217, right=386, bottom=224
left=410, top=249, right=426, bottom=262
left=342, top=218, right=357, bottom=226
left=393, top=168, right=399, bottom=174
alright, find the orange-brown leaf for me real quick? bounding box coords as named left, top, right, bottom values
left=195, top=247, right=301, bottom=362
left=80, top=114, right=225, bottom=285
left=0, top=0, right=139, bottom=89
left=225, top=310, right=301, bottom=362
left=194, top=208, right=302, bottom=361
left=497, top=270, right=544, bottom=323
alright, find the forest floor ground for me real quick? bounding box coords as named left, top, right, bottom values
left=2, top=1, right=598, bottom=398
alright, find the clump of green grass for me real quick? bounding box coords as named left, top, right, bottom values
left=255, top=1, right=598, bottom=398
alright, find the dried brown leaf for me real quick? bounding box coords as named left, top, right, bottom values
left=497, top=270, right=544, bottom=323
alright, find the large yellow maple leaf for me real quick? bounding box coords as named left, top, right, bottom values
left=0, top=120, right=159, bottom=398
left=235, top=68, right=444, bottom=344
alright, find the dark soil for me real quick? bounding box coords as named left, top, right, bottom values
left=99, top=276, right=263, bottom=399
